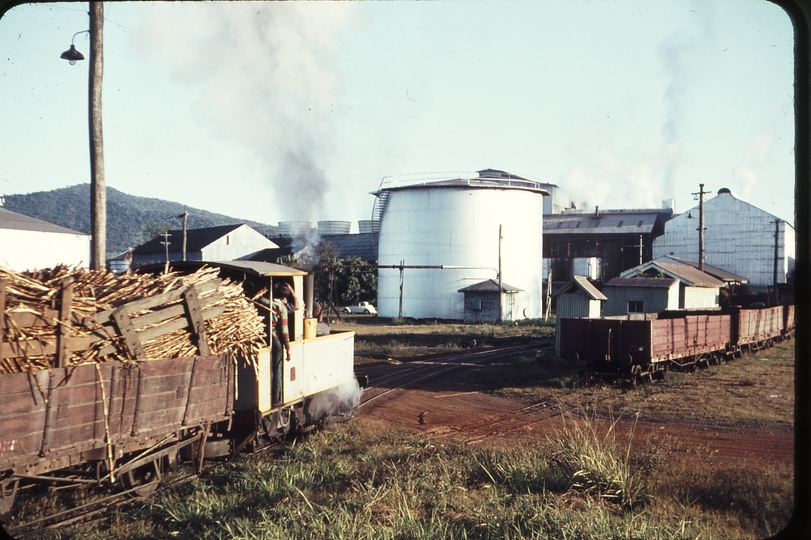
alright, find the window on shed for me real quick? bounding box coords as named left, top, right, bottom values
left=470, top=299, right=482, bottom=311
left=628, top=300, right=644, bottom=313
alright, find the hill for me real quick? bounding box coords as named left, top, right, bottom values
left=1, top=184, right=278, bottom=256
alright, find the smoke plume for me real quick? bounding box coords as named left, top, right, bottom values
left=134, top=3, right=359, bottom=221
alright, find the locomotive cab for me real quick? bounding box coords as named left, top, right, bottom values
left=141, top=261, right=360, bottom=450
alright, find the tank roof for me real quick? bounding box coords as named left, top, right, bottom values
left=373, top=171, right=550, bottom=196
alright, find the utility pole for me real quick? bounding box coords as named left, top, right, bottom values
left=773, top=219, right=781, bottom=287
left=692, top=184, right=710, bottom=271
left=160, top=232, right=171, bottom=273
left=178, top=211, right=189, bottom=261
left=89, top=2, right=105, bottom=270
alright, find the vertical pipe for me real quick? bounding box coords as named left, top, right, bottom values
left=498, top=224, right=503, bottom=323
left=304, top=273, right=315, bottom=318
left=89, top=1, right=105, bottom=270
left=639, top=234, right=643, bottom=266
left=398, top=260, right=404, bottom=319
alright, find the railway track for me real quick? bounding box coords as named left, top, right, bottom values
left=358, top=339, right=555, bottom=408
left=4, top=440, right=288, bottom=537
left=6, top=340, right=554, bottom=535
left=354, top=338, right=584, bottom=446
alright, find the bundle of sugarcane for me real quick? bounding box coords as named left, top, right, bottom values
left=0, top=265, right=267, bottom=374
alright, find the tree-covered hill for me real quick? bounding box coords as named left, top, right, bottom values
left=1, top=184, right=278, bottom=257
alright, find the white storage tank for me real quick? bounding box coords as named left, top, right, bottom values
left=317, top=221, right=351, bottom=235
left=358, top=220, right=380, bottom=234
left=375, top=171, right=549, bottom=320
left=278, top=221, right=312, bottom=237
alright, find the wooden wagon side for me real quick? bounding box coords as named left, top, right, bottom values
left=0, top=355, right=234, bottom=517
left=736, top=306, right=784, bottom=350
left=784, top=305, right=795, bottom=338
left=650, top=314, right=731, bottom=365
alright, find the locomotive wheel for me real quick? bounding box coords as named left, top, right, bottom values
left=121, top=458, right=162, bottom=498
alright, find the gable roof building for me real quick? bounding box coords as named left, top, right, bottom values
left=130, top=224, right=278, bottom=268
left=458, top=278, right=524, bottom=323
left=0, top=207, right=90, bottom=271
left=603, top=259, right=724, bottom=316
left=652, top=188, right=794, bottom=287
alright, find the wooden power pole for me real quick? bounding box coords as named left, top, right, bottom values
left=89, top=2, right=105, bottom=270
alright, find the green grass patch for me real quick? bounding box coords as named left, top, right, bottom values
left=46, top=415, right=790, bottom=540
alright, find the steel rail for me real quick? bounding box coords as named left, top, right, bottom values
left=358, top=342, right=553, bottom=408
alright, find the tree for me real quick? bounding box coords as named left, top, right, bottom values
left=313, top=242, right=377, bottom=311
left=142, top=220, right=172, bottom=243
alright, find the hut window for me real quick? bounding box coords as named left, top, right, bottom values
left=470, top=299, right=482, bottom=311
left=628, top=301, right=644, bottom=313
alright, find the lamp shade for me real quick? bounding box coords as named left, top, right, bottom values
left=60, top=44, right=85, bottom=63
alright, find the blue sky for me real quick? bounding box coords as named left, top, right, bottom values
left=0, top=1, right=795, bottom=230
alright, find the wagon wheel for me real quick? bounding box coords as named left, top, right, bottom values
left=629, top=365, right=642, bottom=387
left=121, top=458, right=162, bottom=498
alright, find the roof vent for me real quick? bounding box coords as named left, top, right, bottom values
left=717, top=187, right=732, bottom=195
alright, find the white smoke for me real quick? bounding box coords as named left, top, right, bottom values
left=656, top=2, right=715, bottom=200
left=732, top=132, right=776, bottom=201
left=307, top=379, right=364, bottom=421
left=133, top=3, right=361, bottom=221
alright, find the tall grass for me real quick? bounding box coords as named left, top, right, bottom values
left=45, top=413, right=789, bottom=540
left=547, top=411, right=647, bottom=509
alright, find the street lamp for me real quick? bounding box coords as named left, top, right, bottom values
left=60, top=2, right=106, bottom=271
left=59, top=31, right=87, bottom=64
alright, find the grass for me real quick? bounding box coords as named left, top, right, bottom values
left=13, top=321, right=795, bottom=539
left=334, top=317, right=556, bottom=363
left=43, top=415, right=791, bottom=540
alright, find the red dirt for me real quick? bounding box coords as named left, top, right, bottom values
left=356, top=370, right=794, bottom=470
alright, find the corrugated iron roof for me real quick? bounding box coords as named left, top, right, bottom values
left=604, top=277, right=678, bottom=288
left=133, top=224, right=248, bottom=255
left=137, top=260, right=307, bottom=277
left=543, top=209, right=668, bottom=235
left=0, top=207, right=87, bottom=235
left=621, top=260, right=725, bottom=287
left=458, top=279, right=523, bottom=293
left=318, top=233, right=379, bottom=262
left=558, top=275, right=608, bottom=300
left=654, top=255, right=748, bottom=284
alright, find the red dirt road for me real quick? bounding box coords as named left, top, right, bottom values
left=356, top=365, right=794, bottom=470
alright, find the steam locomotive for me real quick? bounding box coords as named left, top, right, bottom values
left=0, top=261, right=363, bottom=521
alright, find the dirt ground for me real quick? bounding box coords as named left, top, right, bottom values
left=357, top=371, right=794, bottom=469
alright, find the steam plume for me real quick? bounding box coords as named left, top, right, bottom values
left=134, top=3, right=359, bottom=221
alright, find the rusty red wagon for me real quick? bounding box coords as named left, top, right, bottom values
left=0, top=354, right=234, bottom=516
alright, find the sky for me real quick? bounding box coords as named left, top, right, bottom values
left=0, top=1, right=796, bottom=232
